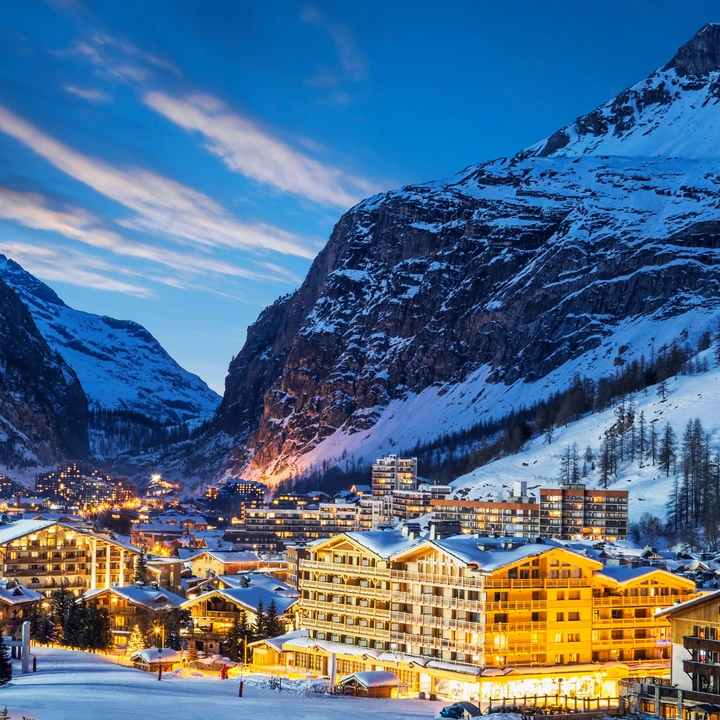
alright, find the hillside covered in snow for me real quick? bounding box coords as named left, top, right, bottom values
left=451, top=348, right=720, bottom=524
left=180, top=24, right=720, bottom=488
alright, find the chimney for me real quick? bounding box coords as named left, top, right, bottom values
left=429, top=520, right=462, bottom=540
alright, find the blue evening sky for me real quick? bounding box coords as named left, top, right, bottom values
left=0, top=1, right=716, bottom=393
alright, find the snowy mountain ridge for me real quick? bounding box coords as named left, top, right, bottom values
left=0, top=255, right=220, bottom=459
left=176, top=24, right=720, bottom=488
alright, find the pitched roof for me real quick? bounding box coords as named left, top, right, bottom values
left=183, top=586, right=298, bottom=615
left=83, top=584, right=184, bottom=609
left=189, top=550, right=261, bottom=564
left=340, top=670, right=399, bottom=688
left=597, top=565, right=693, bottom=586
left=0, top=583, right=43, bottom=605
left=656, top=589, right=720, bottom=618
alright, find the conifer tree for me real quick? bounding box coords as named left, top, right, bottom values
left=0, top=635, right=11, bottom=686
left=133, top=550, right=148, bottom=585
left=659, top=423, right=678, bottom=477
left=254, top=599, right=267, bottom=640
left=223, top=618, right=241, bottom=661
left=264, top=599, right=284, bottom=639
left=127, top=624, right=147, bottom=655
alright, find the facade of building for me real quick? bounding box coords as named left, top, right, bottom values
left=621, top=590, right=720, bottom=719
left=371, top=455, right=418, bottom=496
left=0, top=519, right=139, bottom=596
left=189, top=550, right=264, bottom=579
left=433, top=499, right=541, bottom=538
left=432, top=483, right=628, bottom=541
left=0, top=580, right=44, bottom=636
left=539, top=485, right=628, bottom=541
left=289, top=530, right=696, bottom=701
left=182, top=586, right=298, bottom=653
left=241, top=503, right=361, bottom=546
left=35, top=463, right=136, bottom=509
left=392, top=485, right=452, bottom=521
left=83, top=583, right=185, bottom=648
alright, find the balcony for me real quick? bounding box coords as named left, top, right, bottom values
left=485, top=601, right=545, bottom=612
left=684, top=660, right=720, bottom=677
left=593, top=595, right=679, bottom=607
left=302, top=559, right=387, bottom=577
left=485, top=621, right=546, bottom=633
left=390, top=570, right=484, bottom=589
left=684, top=636, right=720, bottom=651
left=484, top=579, right=544, bottom=589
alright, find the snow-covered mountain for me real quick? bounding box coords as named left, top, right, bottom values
left=0, top=276, right=88, bottom=468
left=185, top=24, right=720, bottom=487
left=0, top=255, right=220, bottom=458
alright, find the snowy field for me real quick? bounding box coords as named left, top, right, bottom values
left=1, top=647, right=441, bottom=720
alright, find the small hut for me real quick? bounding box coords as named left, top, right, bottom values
left=339, top=670, right=399, bottom=698
left=130, top=648, right=183, bottom=673
left=439, top=701, right=482, bottom=719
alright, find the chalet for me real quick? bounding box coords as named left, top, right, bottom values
left=83, top=583, right=184, bottom=649
left=181, top=586, right=298, bottom=653
left=0, top=580, right=43, bottom=636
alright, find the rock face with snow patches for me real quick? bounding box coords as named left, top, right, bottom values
left=0, top=255, right=220, bottom=426
left=0, top=276, right=88, bottom=466
left=203, top=25, right=720, bottom=484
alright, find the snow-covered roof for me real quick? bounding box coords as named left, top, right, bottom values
left=218, top=573, right=298, bottom=596
left=183, top=586, right=298, bottom=615
left=252, top=628, right=308, bottom=652
left=0, top=519, right=56, bottom=545
left=597, top=565, right=684, bottom=585
left=189, top=550, right=261, bottom=564
left=83, top=584, right=184, bottom=609
left=0, top=583, right=43, bottom=605
left=340, top=670, right=399, bottom=688
left=130, top=648, right=183, bottom=664
left=342, top=530, right=422, bottom=559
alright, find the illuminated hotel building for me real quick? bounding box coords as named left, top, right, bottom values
left=0, top=519, right=139, bottom=596
left=257, top=529, right=697, bottom=701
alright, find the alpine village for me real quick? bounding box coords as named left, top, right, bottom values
left=2, top=7, right=720, bottom=720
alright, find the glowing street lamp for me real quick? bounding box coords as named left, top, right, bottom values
left=154, top=624, right=165, bottom=681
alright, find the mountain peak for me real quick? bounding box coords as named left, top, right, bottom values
left=664, top=23, right=720, bottom=76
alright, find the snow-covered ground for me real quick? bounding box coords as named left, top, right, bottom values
left=451, top=350, right=720, bottom=521
left=1, top=648, right=440, bottom=720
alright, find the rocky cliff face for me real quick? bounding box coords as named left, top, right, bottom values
left=206, top=24, right=720, bottom=485
left=0, top=277, right=88, bottom=467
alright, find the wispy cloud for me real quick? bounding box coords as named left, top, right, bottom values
left=0, top=186, right=295, bottom=283
left=144, top=92, right=378, bottom=208
left=0, top=103, right=317, bottom=259
left=57, top=31, right=181, bottom=83
left=301, top=7, right=367, bottom=82
left=63, top=85, right=112, bottom=103
left=0, top=241, right=154, bottom=297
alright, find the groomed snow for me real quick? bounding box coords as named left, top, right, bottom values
left=2, top=647, right=441, bottom=720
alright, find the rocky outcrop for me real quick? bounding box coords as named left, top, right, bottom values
left=197, top=24, right=720, bottom=486
left=0, top=277, right=88, bottom=467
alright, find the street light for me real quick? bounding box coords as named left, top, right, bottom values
left=154, top=624, right=165, bottom=681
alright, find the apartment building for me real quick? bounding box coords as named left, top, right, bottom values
left=432, top=483, right=628, bottom=541
left=242, top=503, right=360, bottom=546
left=371, top=455, right=418, bottom=495
left=539, top=485, right=628, bottom=540
left=0, top=519, right=139, bottom=596
left=287, top=530, right=696, bottom=701
left=433, top=499, right=541, bottom=537
left=391, top=485, right=453, bottom=521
